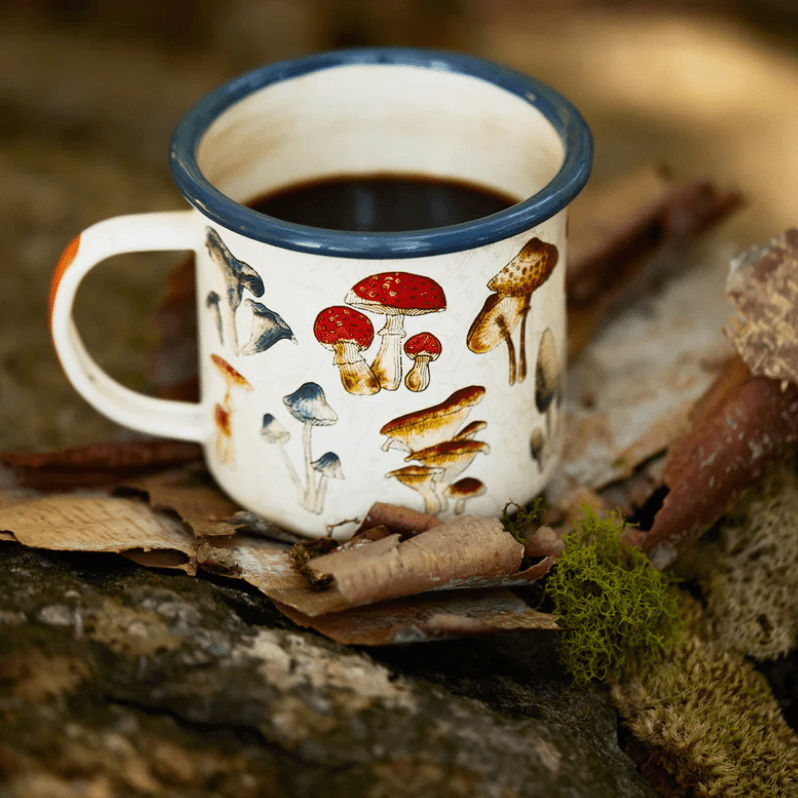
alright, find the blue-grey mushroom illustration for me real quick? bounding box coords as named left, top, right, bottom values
left=206, top=290, right=223, bottom=344
left=276, top=382, right=340, bottom=514
left=240, top=298, right=296, bottom=356
left=205, top=226, right=265, bottom=354
left=311, top=452, right=344, bottom=514
left=260, top=413, right=301, bottom=493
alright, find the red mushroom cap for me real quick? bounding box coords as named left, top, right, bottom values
left=314, top=306, right=374, bottom=349
left=404, top=332, right=442, bottom=359
left=345, top=272, right=446, bottom=315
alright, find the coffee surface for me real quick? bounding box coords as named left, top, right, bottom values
left=247, top=174, right=517, bottom=232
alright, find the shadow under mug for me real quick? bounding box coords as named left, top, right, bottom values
left=49, top=48, right=592, bottom=539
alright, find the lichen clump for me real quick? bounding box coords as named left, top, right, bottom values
left=702, top=460, right=798, bottom=660
left=545, top=508, right=680, bottom=685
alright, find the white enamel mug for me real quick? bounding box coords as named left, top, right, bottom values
left=49, top=48, right=592, bottom=539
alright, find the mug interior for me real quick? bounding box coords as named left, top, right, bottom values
left=196, top=64, right=564, bottom=210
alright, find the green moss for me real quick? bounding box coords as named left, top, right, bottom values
left=613, top=593, right=798, bottom=796
left=500, top=499, right=544, bottom=544
left=545, top=507, right=681, bottom=685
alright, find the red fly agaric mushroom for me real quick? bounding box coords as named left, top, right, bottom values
left=313, top=306, right=379, bottom=395
left=345, top=272, right=446, bottom=391
left=404, top=332, right=441, bottom=392
left=210, top=354, right=252, bottom=408
left=380, top=385, right=486, bottom=452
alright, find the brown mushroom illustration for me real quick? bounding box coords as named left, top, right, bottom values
left=345, top=272, right=446, bottom=391
left=380, top=385, right=486, bottom=452
left=452, top=420, right=488, bottom=442
left=404, top=332, right=441, bottom=392
left=467, top=237, right=558, bottom=385
left=446, top=478, right=486, bottom=514
left=313, top=306, right=380, bottom=395
left=210, top=354, right=252, bottom=466
left=214, top=402, right=232, bottom=465
left=386, top=465, right=446, bottom=515
left=406, top=439, right=490, bottom=489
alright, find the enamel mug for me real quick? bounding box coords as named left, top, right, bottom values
left=49, top=48, right=592, bottom=539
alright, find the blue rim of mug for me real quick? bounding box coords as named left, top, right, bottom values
left=169, top=48, right=593, bottom=259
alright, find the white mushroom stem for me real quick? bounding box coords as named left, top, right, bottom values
left=371, top=313, right=406, bottom=391
left=302, top=423, right=316, bottom=512
left=313, top=475, right=330, bottom=515
left=405, top=354, right=432, bottom=392
left=517, top=294, right=532, bottom=383
left=332, top=342, right=380, bottom=395
left=279, top=448, right=302, bottom=493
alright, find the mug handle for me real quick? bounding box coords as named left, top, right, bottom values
left=49, top=210, right=205, bottom=443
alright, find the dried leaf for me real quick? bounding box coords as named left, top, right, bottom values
left=276, top=588, right=559, bottom=646
left=116, top=467, right=241, bottom=537
left=725, top=229, right=798, bottom=386
left=640, top=360, right=798, bottom=569
left=567, top=168, right=742, bottom=361
left=0, top=440, right=203, bottom=491
left=0, top=494, right=197, bottom=570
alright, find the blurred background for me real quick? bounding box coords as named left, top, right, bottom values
left=2, top=0, right=797, bottom=451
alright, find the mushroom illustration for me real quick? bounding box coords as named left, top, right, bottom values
left=214, top=402, right=232, bottom=465
left=210, top=354, right=252, bottom=467
left=452, top=420, right=488, bottom=442
left=261, top=413, right=301, bottom=493
left=205, top=226, right=265, bottom=354
left=206, top=291, right=223, bottom=344
left=345, top=272, right=446, bottom=390
left=210, top=354, right=252, bottom=410
left=311, top=452, right=344, bottom=515
left=380, top=385, right=486, bottom=452
left=467, top=237, right=559, bottom=385
left=530, top=427, right=545, bottom=472
left=240, top=298, right=296, bottom=356
left=313, top=306, right=380, bottom=395
left=404, top=332, right=441, bottom=392
left=406, top=439, right=490, bottom=488
left=386, top=464, right=446, bottom=515
left=535, top=327, right=563, bottom=440
left=283, top=382, right=338, bottom=512
left=466, top=293, right=526, bottom=385
left=446, top=478, right=486, bottom=514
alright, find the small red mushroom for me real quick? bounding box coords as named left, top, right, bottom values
left=403, top=332, right=442, bottom=392
left=345, top=272, right=446, bottom=391
left=314, top=306, right=380, bottom=395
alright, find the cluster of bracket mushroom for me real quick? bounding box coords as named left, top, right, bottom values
left=314, top=271, right=446, bottom=395
left=205, top=227, right=295, bottom=356
left=529, top=328, right=564, bottom=472
left=467, top=237, right=558, bottom=385
left=259, top=382, right=343, bottom=515
left=382, top=385, right=489, bottom=515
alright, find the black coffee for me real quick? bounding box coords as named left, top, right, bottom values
left=247, top=174, right=518, bottom=233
